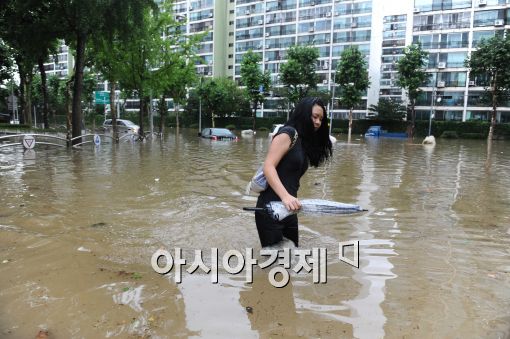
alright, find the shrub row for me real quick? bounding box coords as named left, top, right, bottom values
left=5, top=117, right=508, bottom=140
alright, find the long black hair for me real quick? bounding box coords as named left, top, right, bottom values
left=286, top=97, right=332, bottom=167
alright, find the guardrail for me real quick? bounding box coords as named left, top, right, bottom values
left=0, top=130, right=160, bottom=150
left=0, top=132, right=115, bottom=150
left=70, top=134, right=116, bottom=148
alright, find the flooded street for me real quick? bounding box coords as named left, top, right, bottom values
left=1, top=130, right=509, bottom=338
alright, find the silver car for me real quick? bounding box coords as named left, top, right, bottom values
left=103, top=119, right=140, bottom=134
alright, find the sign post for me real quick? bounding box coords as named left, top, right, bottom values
left=22, top=135, right=36, bottom=149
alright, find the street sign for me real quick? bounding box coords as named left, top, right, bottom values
left=7, top=95, right=17, bottom=110
left=94, top=91, right=110, bottom=104
left=22, top=135, right=35, bottom=149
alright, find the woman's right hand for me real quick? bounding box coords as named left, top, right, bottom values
left=282, top=195, right=301, bottom=212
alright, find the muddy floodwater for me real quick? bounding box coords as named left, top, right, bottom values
left=0, top=130, right=509, bottom=338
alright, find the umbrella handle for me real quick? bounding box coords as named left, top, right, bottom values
left=243, top=207, right=265, bottom=212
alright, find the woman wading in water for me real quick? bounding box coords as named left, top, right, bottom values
left=255, top=97, right=332, bottom=247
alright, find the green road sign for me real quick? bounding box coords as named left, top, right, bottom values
left=95, top=91, right=110, bottom=104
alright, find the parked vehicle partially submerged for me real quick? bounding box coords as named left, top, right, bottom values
left=364, top=126, right=407, bottom=138
left=103, top=119, right=140, bottom=134
left=201, top=128, right=238, bottom=141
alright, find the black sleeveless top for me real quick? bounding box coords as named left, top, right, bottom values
left=257, top=126, right=309, bottom=206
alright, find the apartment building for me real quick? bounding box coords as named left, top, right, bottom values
left=412, top=0, right=510, bottom=122
left=233, top=0, right=375, bottom=118
left=42, top=44, right=72, bottom=78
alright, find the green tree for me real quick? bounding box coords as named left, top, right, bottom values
left=50, top=0, right=154, bottom=143
left=115, top=3, right=172, bottom=137
left=151, top=8, right=204, bottom=133
left=198, top=77, right=247, bottom=127
left=47, top=75, right=67, bottom=121
left=368, top=98, right=406, bottom=121
left=0, top=0, right=60, bottom=127
left=465, top=34, right=510, bottom=142
left=240, top=50, right=271, bottom=130
left=89, top=24, right=125, bottom=138
left=280, top=45, right=319, bottom=106
left=336, top=46, right=370, bottom=141
left=396, top=44, right=429, bottom=138
left=0, top=40, right=14, bottom=83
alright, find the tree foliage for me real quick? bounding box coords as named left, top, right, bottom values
left=198, top=77, right=250, bottom=127
left=150, top=7, right=204, bottom=131
left=335, top=46, right=370, bottom=140
left=369, top=98, right=406, bottom=121
left=0, top=40, right=14, bottom=83
left=396, top=44, right=429, bottom=137
left=240, top=50, right=271, bottom=130
left=113, top=3, right=169, bottom=136
left=50, top=0, right=155, bottom=141
left=280, top=45, right=319, bottom=106
left=0, top=0, right=60, bottom=127
left=465, top=34, right=510, bottom=141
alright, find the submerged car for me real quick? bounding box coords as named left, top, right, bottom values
left=103, top=119, right=140, bottom=134
left=201, top=128, right=238, bottom=141
left=364, top=125, right=407, bottom=138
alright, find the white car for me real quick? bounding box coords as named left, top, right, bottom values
left=103, top=119, right=140, bottom=134
left=269, top=124, right=336, bottom=143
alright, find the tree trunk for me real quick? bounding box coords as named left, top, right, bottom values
left=212, top=111, right=215, bottom=128
left=175, top=103, right=180, bottom=130
left=348, top=107, right=353, bottom=143
left=23, top=75, right=33, bottom=127
left=488, top=73, right=498, bottom=143
left=410, top=101, right=416, bottom=139
left=16, top=59, right=26, bottom=125
left=109, top=81, right=118, bottom=141
left=138, top=92, right=144, bottom=138
left=159, top=96, right=166, bottom=135
left=37, top=58, right=50, bottom=129
left=252, top=101, right=257, bottom=131
left=65, top=78, right=73, bottom=145
left=71, top=32, right=87, bottom=145
left=18, top=72, right=25, bottom=125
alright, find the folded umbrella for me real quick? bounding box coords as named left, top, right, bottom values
left=243, top=199, right=367, bottom=221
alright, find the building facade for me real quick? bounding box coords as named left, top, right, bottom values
left=412, top=0, right=510, bottom=123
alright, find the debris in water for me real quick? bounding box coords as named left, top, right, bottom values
left=77, top=247, right=91, bottom=252
left=245, top=306, right=253, bottom=314
left=91, top=222, right=107, bottom=228
left=35, top=330, right=49, bottom=339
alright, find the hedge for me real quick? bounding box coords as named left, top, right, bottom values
left=3, top=117, right=509, bottom=140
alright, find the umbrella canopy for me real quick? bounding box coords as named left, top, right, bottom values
left=243, top=199, right=367, bottom=221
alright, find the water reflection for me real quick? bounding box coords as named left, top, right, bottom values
left=0, top=131, right=509, bottom=338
